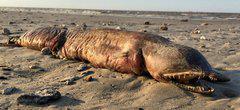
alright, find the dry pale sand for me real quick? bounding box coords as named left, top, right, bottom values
left=0, top=8, right=240, bottom=110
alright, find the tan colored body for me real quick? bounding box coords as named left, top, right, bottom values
left=59, top=29, right=145, bottom=75
left=13, top=27, right=230, bottom=94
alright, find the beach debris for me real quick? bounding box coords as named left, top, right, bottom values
left=111, top=84, right=117, bottom=89
left=2, top=28, right=11, bottom=35
left=180, top=19, right=188, bottom=22
left=18, top=28, right=23, bottom=32
left=22, top=18, right=28, bottom=21
left=81, top=71, right=94, bottom=76
left=221, top=42, right=230, bottom=49
left=0, top=82, right=8, bottom=86
left=102, top=23, right=107, bottom=26
left=1, top=67, right=12, bottom=71
left=211, top=29, right=217, bottom=32
left=191, top=28, right=201, bottom=34
left=60, top=76, right=80, bottom=85
left=53, top=24, right=58, bottom=27
left=82, top=10, right=102, bottom=15
left=102, top=22, right=114, bottom=26
left=200, top=36, right=206, bottom=40
left=77, top=63, right=89, bottom=72
left=17, top=88, right=61, bottom=105
left=84, top=75, right=93, bottom=82
left=144, top=21, right=151, bottom=25
left=41, top=47, right=52, bottom=55
left=2, top=71, right=11, bottom=75
left=228, top=49, right=235, bottom=53
left=9, top=21, right=16, bottom=25
left=199, top=44, right=206, bottom=49
left=0, top=65, right=7, bottom=67
left=106, top=21, right=114, bottom=26
left=201, top=23, right=209, bottom=26
left=64, top=80, right=75, bottom=85
left=139, top=29, right=147, bottom=33
left=1, top=87, right=20, bottom=95
left=28, top=65, right=45, bottom=72
left=163, top=23, right=172, bottom=26
left=115, top=26, right=121, bottom=30
left=29, top=65, right=39, bottom=69
left=115, top=26, right=125, bottom=30
left=218, top=28, right=222, bottom=31
left=229, top=28, right=238, bottom=33
left=0, top=76, right=8, bottom=80
left=60, top=24, right=67, bottom=28
left=160, top=25, right=168, bottom=31
left=70, top=22, right=76, bottom=26
left=81, top=23, right=87, bottom=30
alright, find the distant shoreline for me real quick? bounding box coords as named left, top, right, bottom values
left=0, top=6, right=240, bottom=15
left=0, top=6, right=240, bottom=21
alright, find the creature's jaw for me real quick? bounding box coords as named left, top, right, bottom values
left=171, top=79, right=215, bottom=94
left=161, top=71, right=215, bottom=94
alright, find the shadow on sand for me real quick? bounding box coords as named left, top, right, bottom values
left=210, top=70, right=240, bottom=99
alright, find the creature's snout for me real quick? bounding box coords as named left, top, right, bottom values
left=204, top=70, right=231, bottom=82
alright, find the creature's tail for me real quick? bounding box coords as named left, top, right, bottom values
left=0, top=37, right=21, bottom=47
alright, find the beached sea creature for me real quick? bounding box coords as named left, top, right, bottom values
left=2, top=27, right=230, bottom=94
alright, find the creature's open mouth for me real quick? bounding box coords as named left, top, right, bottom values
left=171, top=78, right=214, bottom=94
left=163, top=70, right=231, bottom=94
left=161, top=71, right=215, bottom=94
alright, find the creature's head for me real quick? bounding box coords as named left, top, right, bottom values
left=142, top=42, right=230, bottom=94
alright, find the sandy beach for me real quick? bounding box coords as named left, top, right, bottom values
left=0, top=7, right=240, bottom=110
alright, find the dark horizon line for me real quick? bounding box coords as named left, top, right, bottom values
left=1, top=6, right=240, bottom=14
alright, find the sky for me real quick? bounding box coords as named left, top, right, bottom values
left=0, top=0, right=240, bottom=13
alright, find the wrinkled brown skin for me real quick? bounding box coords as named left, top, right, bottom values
left=17, top=27, right=67, bottom=55
left=12, top=27, right=230, bottom=94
